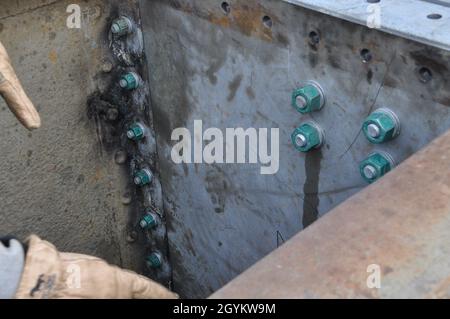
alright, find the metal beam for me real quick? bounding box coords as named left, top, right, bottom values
left=211, top=129, right=450, bottom=298
left=284, top=0, right=450, bottom=51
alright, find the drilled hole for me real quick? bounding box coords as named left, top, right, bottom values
left=427, top=13, right=442, bottom=19
left=360, top=48, right=372, bottom=63
left=221, top=2, right=231, bottom=15
left=262, top=16, right=273, bottom=29
left=308, top=30, right=320, bottom=46
left=418, top=67, right=433, bottom=83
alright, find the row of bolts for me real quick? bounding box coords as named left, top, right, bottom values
left=112, top=18, right=401, bottom=268
left=112, top=16, right=162, bottom=270
left=291, top=81, right=401, bottom=184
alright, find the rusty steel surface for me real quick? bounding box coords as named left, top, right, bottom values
left=211, top=129, right=450, bottom=298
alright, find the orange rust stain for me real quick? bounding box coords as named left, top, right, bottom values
left=171, top=1, right=274, bottom=42
left=90, top=167, right=104, bottom=182
left=209, top=4, right=274, bottom=42
left=48, top=49, right=58, bottom=64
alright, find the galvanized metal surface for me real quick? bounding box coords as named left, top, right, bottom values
left=211, top=128, right=450, bottom=298
left=140, top=0, right=450, bottom=297
left=285, top=0, right=450, bottom=51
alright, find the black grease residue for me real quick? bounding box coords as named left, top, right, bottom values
left=308, top=52, right=318, bottom=68
left=302, top=150, right=322, bottom=228
left=227, top=74, right=243, bottom=101
left=367, top=69, right=373, bottom=84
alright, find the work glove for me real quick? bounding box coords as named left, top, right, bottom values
left=15, top=235, right=178, bottom=299
left=0, top=238, right=25, bottom=299
left=0, top=41, right=41, bottom=130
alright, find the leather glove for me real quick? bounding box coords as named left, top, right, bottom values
left=0, top=41, right=41, bottom=130
left=0, top=238, right=25, bottom=299
left=15, top=235, right=178, bottom=299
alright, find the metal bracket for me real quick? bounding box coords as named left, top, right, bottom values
left=284, top=0, right=450, bottom=51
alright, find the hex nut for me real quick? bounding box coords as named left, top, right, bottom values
left=291, top=81, right=325, bottom=114
left=134, top=169, right=153, bottom=186
left=362, top=108, right=400, bottom=144
left=359, top=152, right=395, bottom=183
left=291, top=121, right=324, bottom=152
left=146, top=252, right=162, bottom=269
left=111, top=16, right=133, bottom=37
left=140, top=213, right=158, bottom=230
left=127, top=123, right=145, bottom=141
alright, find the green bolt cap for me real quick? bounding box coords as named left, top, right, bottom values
left=140, top=213, right=158, bottom=230
left=362, top=108, right=400, bottom=144
left=291, top=121, right=324, bottom=152
left=111, top=17, right=133, bottom=36
left=134, top=169, right=153, bottom=186
left=360, top=152, right=395, bottom=183
left=292, top=81, right=325, bottom=114
left=127, top=123, right=145, bottom=141
left=119, top=72, right=141, bottom=90
left=146, top=252, right=162, bottom=269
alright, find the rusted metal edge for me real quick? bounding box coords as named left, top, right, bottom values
left=211, top=129, right=450, bottom=298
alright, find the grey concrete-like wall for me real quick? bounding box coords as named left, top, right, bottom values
left=0, top=0, right=145, bottom=272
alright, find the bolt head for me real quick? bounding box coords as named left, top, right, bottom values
left=134, top=169, right=153, bottom=186
left=111, top=17, right=133, bottom=37
left=111, top=23, right=121, bottom=34
left=292, top=82, right=324, bottom=114
left=119, top=79, right=128, bottom=88
left=146, top=253, right=162, bottom=269
left=140, top=213, right=158, bottom=230
left=367, top=123, right=381, bottom=138
left=134, top=176, right=142, bottom=185
left=127, top=124, right=145, bottom=141
left=359, top=152, right=394, bottom=183
left=295, top=134, right=307, bottom=148
left=120, top=73, right=140, bottom=90
left=362, top=165, right=377, bottom=180
left=295, top=95, right=308, bottom=110
left=363, top=108, right=400, bottom=144
left=291, top=122, right=324, bottom=153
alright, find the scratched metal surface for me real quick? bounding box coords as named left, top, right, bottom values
left=140, top=0, right=450, bottom=297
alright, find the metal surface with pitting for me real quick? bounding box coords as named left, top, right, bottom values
left=211, top=128, right=450, bottom=298
left=141, top=0, right=450, bottom=298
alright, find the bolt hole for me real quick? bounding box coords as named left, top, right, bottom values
left=221, top=2, right=231, bottom=15
left=418, top=67, right=433, bottom=83
left=360, top=48, right=372, bottom=63
left=427, top=13, right=442, bottom=20
left=308, top=30, right=320, bottom=46
left=262, top=15, right=273, bottom=29
left=367, top=0, right=380, bottom=3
